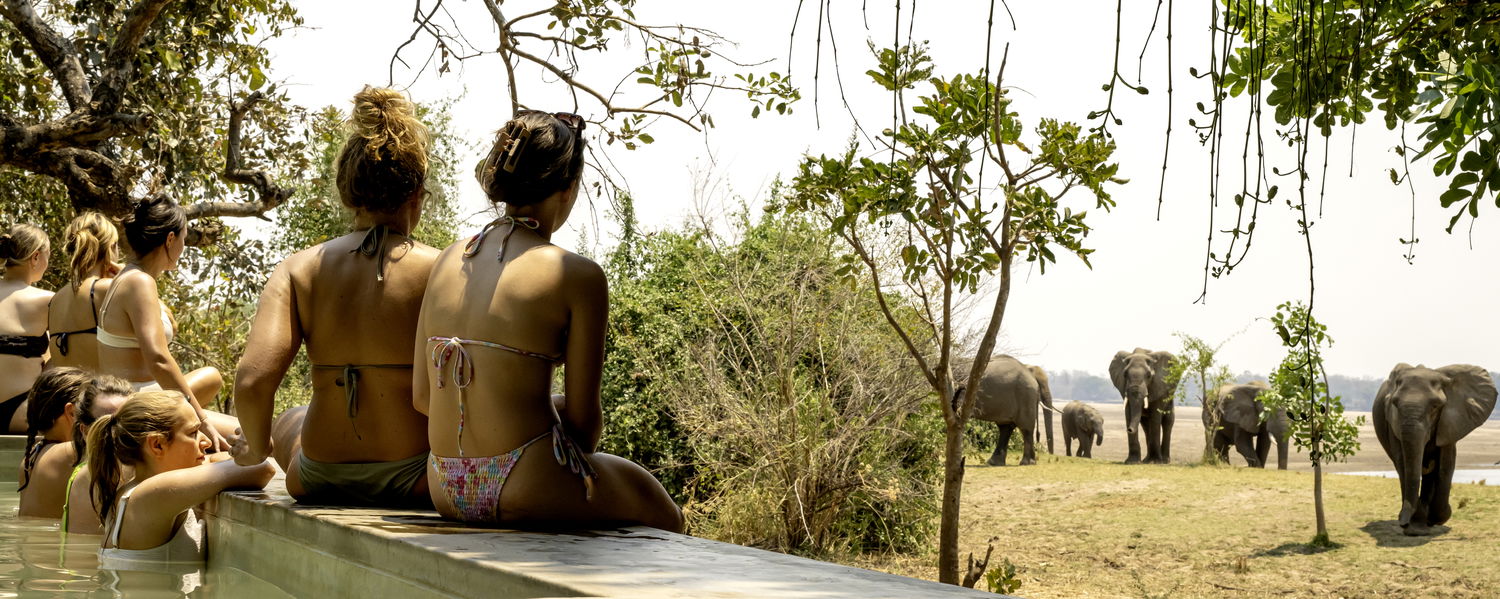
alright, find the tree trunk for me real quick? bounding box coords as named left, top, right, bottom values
left=1313, top=460, right=1327, bottom=540
left=938, top=421, right=966, bottom=584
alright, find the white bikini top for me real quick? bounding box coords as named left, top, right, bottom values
left=99, top=484, right=205, bottom=566
left=96, top=272, right=174, bottom=349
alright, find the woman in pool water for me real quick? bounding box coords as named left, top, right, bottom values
left=87, top=390, right=273, bottom=564
left=15, top=369, right=130, bottom=533
left=96, top=197, right=234, bottom=449
left=414, top=111, right=682, bottom=531
left=232, top=86, right=438, bottom=506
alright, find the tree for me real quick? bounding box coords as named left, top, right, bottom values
left=1165, top=332, right=1235, bottom=464
left=786, top=43, right=1122, bottom=584
left=0, top=0, right=305, bottom=242
left=1258, top=301, right=1363, bottom=546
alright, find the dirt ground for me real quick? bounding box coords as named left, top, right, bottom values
left=1039, top=401, right=1500, bottom=472
left=840, top=402, right=1500, bottom=598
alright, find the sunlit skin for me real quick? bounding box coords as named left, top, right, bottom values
left=96, top=227, right=234, bottom=449
left=232, top=193, right=437, bottom=501
left=0, top=240, right=52, bottom=433
left=414, top=170, right=684, bottom=532
left=106, top=401, right=273, bottom=551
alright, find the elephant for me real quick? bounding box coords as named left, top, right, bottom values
left=1372, top=363, right=1496, bottom=536
left=1205, top=381, right=1290, bottom=469
left=960, top=355, right=1055, bottom=466
left=1109, top=348, right=1178, bottom=464
left=1060, top=401, right=1104, bottom=458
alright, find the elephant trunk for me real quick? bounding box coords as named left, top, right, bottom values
left=1398, top=422, right=1428, bottom=527
left=1125, top=394, right=1143, bottom=435
left=1043, top=401, right=1055, bottom=455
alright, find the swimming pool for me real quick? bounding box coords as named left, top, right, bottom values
left=0, top=438, right=295, bottom=597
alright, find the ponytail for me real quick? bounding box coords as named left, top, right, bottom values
left=85, top=391, right=185, bottom=521
left=17, top=367, right=93, bottom=491
left=63, top=211, right=119, bottom=287
left=86, top=414, right=124, bottom=521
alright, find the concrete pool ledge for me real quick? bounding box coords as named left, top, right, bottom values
left=203, top=472, right=1001, bottom=599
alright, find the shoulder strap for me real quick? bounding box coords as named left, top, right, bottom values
left=89, top=278, right=100, bottom=326
left=105, top=484, right=136, bottom=548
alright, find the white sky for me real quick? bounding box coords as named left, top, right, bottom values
left=253, top=1, right=1499, bottom=380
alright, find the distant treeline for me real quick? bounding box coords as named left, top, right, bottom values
left=1047, top=369, right=1500, bottom=419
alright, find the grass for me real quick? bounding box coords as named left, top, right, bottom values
left=842, top=453, right=1500, bottom=598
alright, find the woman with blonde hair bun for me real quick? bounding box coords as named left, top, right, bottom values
left=233, top=86, right=439, bottom=506
left=0, top=223, right=54, bottom=433
left=48, top=211, right=123, bottom=372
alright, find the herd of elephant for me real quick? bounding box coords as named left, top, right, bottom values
left=962, top=348, right=1497, bottom=536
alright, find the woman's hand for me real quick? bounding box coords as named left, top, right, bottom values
left=204, top=423, right=232, bottom=453
left=229, top=427, right=270, bottom=466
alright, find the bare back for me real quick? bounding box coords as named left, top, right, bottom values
left=286, top=230, right=438, bottom=462
left=0, top=282, right=51, bottom=401
left=47, top=277, right=110, bottom=371
left=418, top=229, right=592, bottom=459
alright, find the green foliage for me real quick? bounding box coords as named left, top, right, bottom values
left=1259, top=301, right=1364, bottom=467
left=600, top=196, right=940, bottom=555
left=984, top=559, right=1022, bottom=595
left=1165, top=332, right=1234, bottom=464
left=1219, top=1, right=1500, bottom=230
left=0, top=170, right=72, bottom=291
left=786, top=42, right=1122, bottom=583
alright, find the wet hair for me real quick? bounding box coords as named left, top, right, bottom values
left=335, top=86, right=430, bottom=213
left=87, top=390, right=189, bottom=521
left=63, top=211, right=119, bottom=288
left=71, top=374, right=131, bottom=469
left=476, top=111, right=586, bottom=207
left=18, top=367, right=94, bottom=491
left=0, top=223, right=49, bottom=273
left=121, top=196, right=187, bottom=258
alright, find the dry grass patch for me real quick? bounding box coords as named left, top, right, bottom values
left=845, top=454, right=1500, bottom=598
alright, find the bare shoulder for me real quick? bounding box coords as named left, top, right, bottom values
left=21, top=285, right=54, bottom=309
left=527, top=245, right=605, bottom=289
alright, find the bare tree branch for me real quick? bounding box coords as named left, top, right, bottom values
left=191, top=91, right=293, bottom=225
left=0, top=0, right=92, bottom=109
left=95, top=0, right=175, bottom=112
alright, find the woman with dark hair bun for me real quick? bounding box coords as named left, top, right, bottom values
left=414, top=111, right=682, bottom=531
left=232, top=86, right=440, bottom=506
left=0, top=222, right=53, bottom=434
left=48, top=211, right=123, bottom=372
left=97, top=196, right=235, bottom=450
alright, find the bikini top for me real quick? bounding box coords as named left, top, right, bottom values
left=0, top=332, right=48, bottom=358
left=100, top=483, right=205, bottom=564
left=96, top=273, right=174, bottom=349
left=51, top=279, right=101, bottom=356
left=303, top=225, right=419, bottom=438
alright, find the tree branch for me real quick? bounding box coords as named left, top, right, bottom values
left=95, top=0, right=175, bottom=112
left=196, top=90, right=293, bottom=225
left=0, top=0, right=92, bottom=110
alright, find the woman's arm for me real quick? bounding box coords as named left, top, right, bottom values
left=130, top=459, right=276, bottom=525
left=122, top=275, right=223, bottom=446
left=232, top=260, right=302, bottom=465
left=561, top=257, right=608, bottom=452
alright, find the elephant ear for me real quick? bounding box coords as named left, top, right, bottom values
left=1147, top=351, right=1177, bottom=399
left=1221, top=386, right=1261, bottom=433
left=1109, top=351, right=1131, bottom=397
left=1436, top=364, right=1498, bottom=446
left=1028, top=365, right=1052, bottom=403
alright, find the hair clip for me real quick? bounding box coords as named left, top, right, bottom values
left=500, top=127, right=532, bottom=173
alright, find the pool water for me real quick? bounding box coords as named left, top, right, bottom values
left=0, top=477, right=296, bottom=598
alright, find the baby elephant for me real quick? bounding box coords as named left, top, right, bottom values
left=1061, top=401, right=1104, bottom=458
left=1373, top=363, right=1496, bottom=536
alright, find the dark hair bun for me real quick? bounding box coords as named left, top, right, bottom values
left=476, top=112, right=585, bottom=207
left=121, top=196, right=187, bottom=257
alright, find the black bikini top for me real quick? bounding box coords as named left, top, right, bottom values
left=52, top=279, right=101, bottom=356
left=0, top=332, right=48, bottom=358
